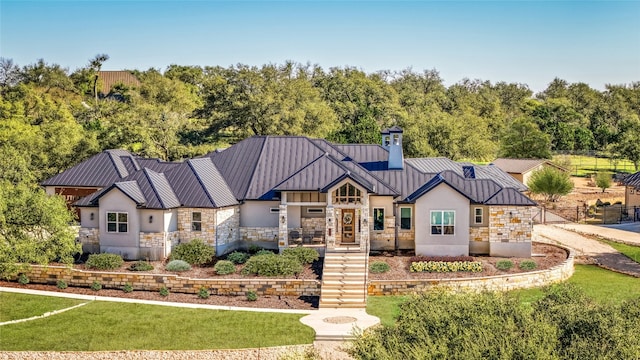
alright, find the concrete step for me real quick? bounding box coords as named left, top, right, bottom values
left=319, top=300, right=367, bottom=309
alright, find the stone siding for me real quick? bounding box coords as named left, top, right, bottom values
left=370, top=216, right=396, bottom=250
left=469, top=227, right=489, bottom=242
left=369, top=245, right=574, bottom=295
left=177, top=208, right=216, bottom=245
left=301, top=217, right=324, bottom=236
left=489, top=206, right=533, bottom=243
left=240, top=227, right=279, bottom=242
left=78, top=227, right=99, bottom=248
left=19, top=265, right=320, bottom=297
left=216, top=206, right=240, bottom=246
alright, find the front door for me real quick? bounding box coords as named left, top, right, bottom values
left=341, top=209, right=355, bottom=243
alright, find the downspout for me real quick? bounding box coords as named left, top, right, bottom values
left=394, top=202, right=400, bottom=253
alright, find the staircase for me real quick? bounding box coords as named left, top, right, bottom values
left=319, top=248, right=368, bottom=309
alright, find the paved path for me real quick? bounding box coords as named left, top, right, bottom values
left=535, top=224, right=640, bottom=277
left=554, top=223, right=640, bottom=245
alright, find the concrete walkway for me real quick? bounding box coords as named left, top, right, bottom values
left=535, top=224, right=640, bottom=277
left=554, top=223, right=640, bottom=245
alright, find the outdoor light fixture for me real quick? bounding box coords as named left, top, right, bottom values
left=149, top=215, right=153, bottom=223
left=281, top=215, right=286, bottom=224
left=90, top=213, right=94, bottom=221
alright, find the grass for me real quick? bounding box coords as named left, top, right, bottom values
left=600, top=239, right=640, bottom=264
left=554, top=154, right=636, bottom=176
left=366, top=265, right=640, bottom=325
left=0, top=292, right=85, bottom=323
left=0, top=298, right=314, bottom=351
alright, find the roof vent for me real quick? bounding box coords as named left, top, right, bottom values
left=463, top=166, right=476, bottom=179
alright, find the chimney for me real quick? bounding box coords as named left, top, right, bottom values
left=385, top=126, right=404, bottom=170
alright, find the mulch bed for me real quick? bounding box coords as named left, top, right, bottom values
left=1, top=242, right=568, bottom=310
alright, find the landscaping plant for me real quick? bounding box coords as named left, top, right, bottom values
left=169, top=239, right=215, bottom=266
left=241, top=253, right=303, bottom=277
left=246, top=290, right=258, bottom=301
left=369, top=261, right=391, bottom=273
left=17, top=274, right=29, bottom=285
left=85, top=253, right=124, bottom=270
left=410, top=261, right=482, bottom=273
left=282, top=247, right=319, bottom=264
left=165, top=260, right=191, bottom=272
left=519, top=260, right=537, bottom=271
left=159, top=286, right=169, bottom=297
left=128, top=261, right=154, bottom=271
left=213, top=260, right=236, bottom=275
left=56, top=280, right=67, bottom=289
left=197, top=286, right=210, bottom=299
left=226, top=251, right=250, bottom=264
left=496, top=259, right=514, bottom=271
left=90, top=281, right=102, bottom=291
left=122, top=283, right=133, bottom=293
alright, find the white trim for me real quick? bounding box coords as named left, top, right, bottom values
left=474, top=207, right=483, bottom=224
left=399, top=206, right=412, bottom=230
left=191, top=211, right=202, bottom=232
left=373, top=207, right=385, bottom=231
left=106, top=211, right=128, bottom=233
left=430, top=210, right=455, bottom=235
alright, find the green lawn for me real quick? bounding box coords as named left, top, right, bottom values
left=0, top=292, right=85, bottom=322
left=601, top=239, right=640, bottom=264
left=554, top=154, right=636, bottom=176
left=366, top=265, right=640, bottom=326
left=0, top=298, right=314, bottom=351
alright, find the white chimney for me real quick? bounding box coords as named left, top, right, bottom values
left=385, top=126, right=403, bottom=170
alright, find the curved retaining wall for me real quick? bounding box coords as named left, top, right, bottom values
left=17, top=244, right=573, bottom=297
left=368, top=244, right=575, bottom=295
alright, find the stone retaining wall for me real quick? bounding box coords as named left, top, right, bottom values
left=20, top=266, right=320, bottom=297
left=368, top=245, right=574, bottom=295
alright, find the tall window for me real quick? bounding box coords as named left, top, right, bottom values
left=192, top=212, right=202, bottom=231
left=474, top=208, right=483, bottom=224
left=400, top=207, right=412, bottom=230
left=431, top=210, right=455, bottom=235
left=373, top=208, right=384, bottom=231
left=333, top=183, right=362, bottom=204
left=106, top=212, right=128, bottom=233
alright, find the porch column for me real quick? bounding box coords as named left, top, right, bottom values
left=360, top=198, right=369, bottom=252
left=325, top=206, right=336, bottom=250
left=278, top=204, right=288, bottom=253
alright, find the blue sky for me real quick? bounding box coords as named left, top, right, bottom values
left=1, top=1, right=638, bottom=92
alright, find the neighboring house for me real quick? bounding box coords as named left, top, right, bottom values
left=491, top=158, right=568, bottom=187
left=622, top=171, right=640, bottom=208
left=97, top=71, right=141, bottom=96
left=45, top=128, right=537, bottom=260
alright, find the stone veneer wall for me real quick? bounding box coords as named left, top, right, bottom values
left=489, top=206, right=533, bottom=243
left=469, top=227, right=489, bottom=242
left=370, top=216, right=396, bottom=250
left=215, top=207, right=240, bottom=247
left=20, top=265, right=321, bottom=297
left=240, top=227, right=279, bottom=242
left=301, top=217, right=324, bottom=235
left=177, top=208, right=216, bottom=245
left=369, top=244, right=574, bottom=295
left=78, top=227, right=99, bottom=251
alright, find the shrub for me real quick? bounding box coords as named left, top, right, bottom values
left=409, top=255, right=474, bottom=263
left=198, top=286, right=210, bottom=299
left=519, top=260, right=537, bottom=271
left=128, top=261, right=154, bottom=271
left=165, top=259, right=192, bottom=272
left=255, top=249, right=274, bottom=256
left=56, top=280, right=68, bottom=289
left=496, top=259, right=514, bottom=271
left=282, top=247, right=319, bottom=264
left=214, top=260, right=236, bottom=275
left=369, top=261, right=391, bottom=273
left=279, top=347, right=321, bottom=360
left=246, top=290, right=258, bottom=301
left=247, top=244, right=262, bottom=254
left=17, top=274, right=29, bottom=285
left=410, top=261, right=483, bottom=273
left=122, top=283, right=133, bottom=293
left=85, top=253, right=124, bottom=270
left=170, top=239, right=215, bottom=265
left=159, top=286, right=169, bottom=297
left=241, top=253, right=303, bottom=277
left=226, top=251, right=250, bottom=264
left=91, top=280, right=102, bottom=291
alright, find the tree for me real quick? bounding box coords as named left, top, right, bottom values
left=0, top=182, right=81, bottom=278
left=527, top=167, right=574, bottom=202
left=595, top=172, right=612, bottom=193
left=500, top=117, right=552, bottom=159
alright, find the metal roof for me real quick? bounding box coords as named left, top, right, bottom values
left=164, top=159, right=238, bottom=208
left=622, top=171, right=640, bottom=188
left=485, top=188, right=537, bottom=206
left=405, top=170, right=514, bottom=204
left=41, top=149, right=139, bottom=187
left=491, top=158, right=565, bottom=174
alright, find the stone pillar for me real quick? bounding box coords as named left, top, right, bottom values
left=278, top=204, right=288, bottom=253
left=325, top=206, right=336, bottom=250
left=360, top=202, right=369, bottom=252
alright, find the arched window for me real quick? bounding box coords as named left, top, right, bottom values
left=333, top=183, right=362, bottom=204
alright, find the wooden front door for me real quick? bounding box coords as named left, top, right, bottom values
left=341, top=209, right=355, bottom=243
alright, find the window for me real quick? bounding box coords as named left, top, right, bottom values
left=333, top=183, right=362, bottom=204
left=400, top=207, right=411, bottom=230
left=383, top=135, right=390, bottom=146
left=307, top=208, right=324, bottom=214
left=393, top=134, right=399, bottom=145
left=373, top=208, right=384, bottom=231
left=192, top=212, right=202, bottom=231
left=474, top=208, right=483, bottom=224
left=431, top=210, right=455, bottom=235
left=106, top=212, right=128, bottom=233
left=269, top=207, right=279, bottom=214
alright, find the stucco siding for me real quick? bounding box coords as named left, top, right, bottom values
left=139, top=209, right=165, bottom=233
left=97, top=189, right=140, bottom=259
left=79, top=208, right=99, bottom=228
left=164, top=210, right=177, bottom=232
left=414, top=184, right=470, bottom=256
left=240, top=201, right=279, bottom=227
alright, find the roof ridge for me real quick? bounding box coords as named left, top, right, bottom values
left=142, top=168, right=167, bottom=209
left=186, top=159, right=218, bottom=207
left=106, top=150, right=128, bottom=178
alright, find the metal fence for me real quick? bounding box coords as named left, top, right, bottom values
left=536, top=205, right=640, bottom=224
